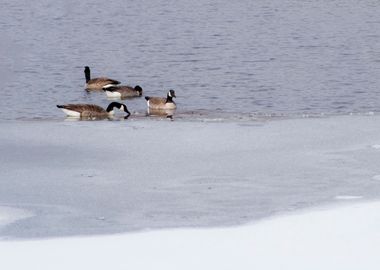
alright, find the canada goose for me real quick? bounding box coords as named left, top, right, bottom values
left=103, top=85, right=143, bottom=99
left=147, top=108, right=175, bottom=119
left=145, top=90, right=176, bottom=110
left=84, top=66, right=120, bottom=90
left=57, top=102, right=130, bottom=119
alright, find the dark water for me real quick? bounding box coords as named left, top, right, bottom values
left=1, top=0, right=380, bottom=120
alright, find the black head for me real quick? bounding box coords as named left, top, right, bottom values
left=168, top=89, right=176, bottom=98
left=84, top=66, right=91, bottom=82
left=106, top=102, right=130, bottom=116
left=134, top=85, right=143, bottom=96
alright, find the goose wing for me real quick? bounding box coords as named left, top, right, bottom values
left=89, top=77, right=120, bottom=85
left=146, top=97, right=166, bottom=106
left=57, top=104, right=106, bottom=113
left=106, top=85, right=134, bottom=93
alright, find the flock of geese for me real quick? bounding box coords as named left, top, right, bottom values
left=57, top=66, right=176, bottom=119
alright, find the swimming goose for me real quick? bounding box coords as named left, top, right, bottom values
left=145, top=90, right=176, bottom=110
left=84, top=66, right=120, bottom=90
left=103, top=85, right=143, bottom=98
left=57, top=102, right=130, bottom=119
left=147, top=108, right=175, bottom=119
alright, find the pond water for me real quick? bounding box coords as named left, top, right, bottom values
left=0, top=0, right=379, bottom=121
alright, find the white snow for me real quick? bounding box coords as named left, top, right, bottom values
left=371, top=144, right=380, bottom=149
left=0, top=206, right=32, bottom=229
left=335, top=195, right=363, bottom=200
left=1, top=115, right=380, bottom=238
left=0, top=202, right=380, bottom=270
left=1, top=115, right=380, bottom=269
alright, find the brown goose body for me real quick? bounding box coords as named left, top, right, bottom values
left=103, top=85, right=143, bottom=98
left=145, top=90, right=176, bottom=110
left=86, top=78, right=120, bottom=91
left=57, top=102, right=130, bottom=119
left=147, top=108, right=175, bottom=118
left=84, top=66, right=120, bottom=91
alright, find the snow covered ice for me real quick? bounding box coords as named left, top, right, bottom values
left=1, top=116, right=380, bottom=238
left=1, top=115, right=380, bottom=269
left=0, top=201, right=380, bottom=270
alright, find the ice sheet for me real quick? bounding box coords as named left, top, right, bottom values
left=0, top=201, right=379, bottom=270
left=0, top=206, right=32, bottom=230
left=1, top=115, right=380, bottom=238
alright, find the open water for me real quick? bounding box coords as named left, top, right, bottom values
left=0, top=0, right=379, bottom=120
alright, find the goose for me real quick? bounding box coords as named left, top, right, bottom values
left=145, top=90, right=176, bottom=110
left=147, top=108, right=175, bottom=119
left=57, top=102, right=130, bottom=119
left=103, top=85, right=143, bottom=99
left=84, top=66, right=120, bottom=90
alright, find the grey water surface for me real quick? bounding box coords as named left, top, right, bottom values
left=0, top=0, right=379, bottom=121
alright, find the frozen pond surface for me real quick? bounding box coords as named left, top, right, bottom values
left=1, top=115, right=380, bottom=238
left=1, top=201, right=380, bottom=270
left=1, top=0, right=380, bottom=240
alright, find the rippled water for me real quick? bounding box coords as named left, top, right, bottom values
left=0, top=0, right=379, bottom=120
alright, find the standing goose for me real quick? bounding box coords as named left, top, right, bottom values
left=57, top=102, right=130, bottom=119
left=84, top=66, right=120, bottom=91
left=103, top=85, right=143, bottom=99
left=145, top=90, right=176, bottom=110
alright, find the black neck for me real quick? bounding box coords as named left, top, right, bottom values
left=106, top=102, right=119, bottom=112
left=84, top=68, right=91, bottom=83
left=106, top=102, right=130, bottom=116
left=166, top=95, right=174, bottom=103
